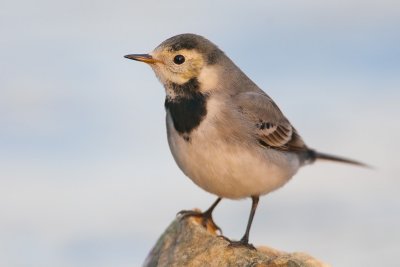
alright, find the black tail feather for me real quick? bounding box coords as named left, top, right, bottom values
left=308, top=150, right=370, bottom=168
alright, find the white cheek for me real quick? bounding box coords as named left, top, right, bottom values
left=197, top=65, right=219, bottom=92
left=152, top=64, right=187, bottom=85
left=151, top=65, right=185, bottom=99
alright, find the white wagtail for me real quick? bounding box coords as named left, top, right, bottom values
left=125, top=33, right=366, bottom=248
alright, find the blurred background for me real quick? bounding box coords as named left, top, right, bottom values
left=1, top=0, right=399, bottom=266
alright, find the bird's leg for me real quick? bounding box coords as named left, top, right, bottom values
left=178, top=197, right=222, bottom=233
left=227, top=195, right=259, bottom=250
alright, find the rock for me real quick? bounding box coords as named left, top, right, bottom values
left=143, top=212, right=330, bottom=267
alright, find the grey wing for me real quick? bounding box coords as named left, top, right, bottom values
left=233, top=91, right=308, bottom=152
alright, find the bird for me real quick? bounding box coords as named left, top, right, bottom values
left=124, top=33, right=366, bottom=248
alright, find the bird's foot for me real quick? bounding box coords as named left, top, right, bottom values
left=177, top=209, right=222, bottom=234
left=219, top=235, right=256, bottom=250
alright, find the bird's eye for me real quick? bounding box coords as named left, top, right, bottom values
left=173, top=55, right=185, bottom=65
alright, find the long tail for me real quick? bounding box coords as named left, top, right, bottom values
left=308, top=150, right=370, bottom=168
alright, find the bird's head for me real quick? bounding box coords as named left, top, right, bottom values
left=125, top=34, right=226, bottom=98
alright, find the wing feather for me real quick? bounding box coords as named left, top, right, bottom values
left=233, top=92, right=307, bottom=152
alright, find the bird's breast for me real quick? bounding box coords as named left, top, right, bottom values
left=164, top=92, right=208, bottom=136
left=165, top=97, right=300, bottom=199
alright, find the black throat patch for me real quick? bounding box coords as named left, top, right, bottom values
left=164, top=78, right=208, bottom=136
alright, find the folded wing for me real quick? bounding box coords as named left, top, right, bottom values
left=233, top=92, right=308, bottom=152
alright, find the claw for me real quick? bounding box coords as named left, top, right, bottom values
left=228, top=240, right=256, bottom=250
left=177, top=209, right=222, bottom=234
left=220, top=235, right=256, bottom=250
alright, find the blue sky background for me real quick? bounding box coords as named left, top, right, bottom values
left=1, top=0, right=399, bottom=266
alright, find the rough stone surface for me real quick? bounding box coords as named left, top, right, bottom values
left=143, top=213, right=330, bottom=267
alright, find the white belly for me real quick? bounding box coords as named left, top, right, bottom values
left=166, top=109, right=301, bottom=199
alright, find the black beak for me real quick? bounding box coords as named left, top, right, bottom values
left=124, top=54, right=158, bottom=64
